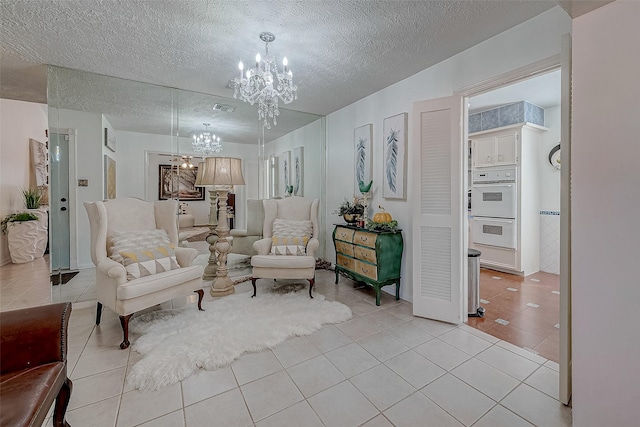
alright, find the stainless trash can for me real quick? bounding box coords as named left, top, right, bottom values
left=468, top=249, right=485, bottom=318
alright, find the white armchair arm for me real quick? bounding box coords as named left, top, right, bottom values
left=175, top=247, right=198, bottom=267
left=253, top=238, right=272, bottom=255
left=97, top=258, right=127, bottom=285
left=306, top=238, right=320, bottom=258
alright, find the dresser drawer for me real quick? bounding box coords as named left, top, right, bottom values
left=335, top=240, right=354, bottom=257
left=354, top=230, right=377, bottom=248
left=336, top=254, right=355, bottom=271
left=335, top=227, right=355, bottom=243
left=355, top=260, right=378, bottom=281
left=354, top=246, right=377, bottom=264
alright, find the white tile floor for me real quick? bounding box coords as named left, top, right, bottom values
left=0, top=260, right=572, bottom=426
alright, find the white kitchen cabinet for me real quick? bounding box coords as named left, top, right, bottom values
left=471, top=130, right=518, bottom=167
left=469, top=123, right=547, bottom=275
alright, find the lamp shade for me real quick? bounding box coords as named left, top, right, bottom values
left=194, top=161, right=207, bottom=187
left=202, top=157, right=245, bottom=186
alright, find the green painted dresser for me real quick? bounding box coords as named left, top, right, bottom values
left=332, top=224, right=403, bottom=306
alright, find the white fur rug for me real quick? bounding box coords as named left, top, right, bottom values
left=126, top=288, right=352, bottom=391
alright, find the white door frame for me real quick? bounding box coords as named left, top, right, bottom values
left=559, top=33, right=572, bottom=406
left=454, top=52, right=571, bottom=405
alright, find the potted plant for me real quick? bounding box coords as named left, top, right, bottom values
left=1, top=212, right=45, bottom=263
left=22, top=188, right=42, bottom=209
left=332, top=196, right=365, bottom=224
left=22, top=187, right=48, bottom=256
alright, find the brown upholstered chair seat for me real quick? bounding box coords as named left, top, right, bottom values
left=0, top=302, right=73, bottom=427
left=0, top=362, right=67, bottom=426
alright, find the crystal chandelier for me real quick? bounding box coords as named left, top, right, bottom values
left=232, top=32, right=298, bottom=129
left=192, top=123, right=222, bottom=155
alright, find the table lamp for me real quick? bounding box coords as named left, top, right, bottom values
left=200, top=157, right=245, bottom=296
left=194, top=161, right=219, bottom=280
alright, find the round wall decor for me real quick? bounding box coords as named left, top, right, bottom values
left=548, top=143, right=561, bottom=170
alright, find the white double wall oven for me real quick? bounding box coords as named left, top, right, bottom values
left=471, top=166, right=518, bottom=250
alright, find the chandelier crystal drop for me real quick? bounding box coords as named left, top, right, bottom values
left=232, top=32, right=298, bottom=129
left=192, top=122, right=223, bottom=155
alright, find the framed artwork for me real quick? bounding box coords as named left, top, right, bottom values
left=354, top=124, right=373, bottom=194
left=278, top=151, right=291, bottom=197
left=104, top=127, right=116, bottom=152
left=104, top=155, right=116, bottom=200
left=29, top=138, right=48, bottom=187
left=292, top=146, right=304, bottom=196
left=382, top=113, right=408, bottom=199
left=158, top=164, right=204, bottom=201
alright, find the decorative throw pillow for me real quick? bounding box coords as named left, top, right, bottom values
left=118, top=245, right=180, bottom=280
left=270, top=219, right=313, bottom=256
left=270, top=236, right=309, bottom=256
left=109, top=229, right=172, bottom=263
left=272, top=218, right=313, bottom=239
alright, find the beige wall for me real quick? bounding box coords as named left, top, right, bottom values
left=0, top=99, right=48, bottom=265
left=572, top=1, right=640, bottom=424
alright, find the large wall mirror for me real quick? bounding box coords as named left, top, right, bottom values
left=46, top=66, right=326, bottom=285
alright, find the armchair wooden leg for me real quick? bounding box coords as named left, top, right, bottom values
left=308, top=278, right=315, bottom=299
left=251, top=278, right=257, bottom=297
left=53, top=377, right=72, bottom=427
left=194, top=289, right=205, bottom=311
left=119, top=314, right=133, bottom=349
left=96, top=302, right=103, bottom=325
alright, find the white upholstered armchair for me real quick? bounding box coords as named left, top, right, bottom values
left=251, top=197, right=319, bottom=298
left=84, top=198, right=204, bottom=349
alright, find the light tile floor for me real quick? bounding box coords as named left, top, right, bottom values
left=0, top=260, right=572, bottom=426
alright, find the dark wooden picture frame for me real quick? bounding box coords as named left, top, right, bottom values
left=158, top=164, right=204, bottom=201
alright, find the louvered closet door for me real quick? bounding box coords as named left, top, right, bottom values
left=412, top=96, right=465, bottom=324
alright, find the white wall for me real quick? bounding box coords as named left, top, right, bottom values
left=572, top=1, right=640, bottom=424
left=539, top=106, right=562, bottom=211
left=539, top=106, right=561, bottom=274
left=0, top=99, right=48, bottom=265
left=325, top=7, right=572, bottom=302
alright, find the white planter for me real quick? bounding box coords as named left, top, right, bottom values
left=29, top=208, right=48, bottom=255
left=7, top=220, right=45, bottom=263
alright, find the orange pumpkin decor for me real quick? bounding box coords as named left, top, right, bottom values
left=372, top=206, right=392, bottom=223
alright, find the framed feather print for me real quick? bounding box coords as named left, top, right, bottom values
left=382, top=113, right=408, bottom=199
left=354, top=124, right=373, bottom=195
left=293, top=146, right=304, bottom=196
left=279, top=150, right=291, bottom=197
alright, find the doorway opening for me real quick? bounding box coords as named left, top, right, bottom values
left=464, top=70, right=562, bottom=363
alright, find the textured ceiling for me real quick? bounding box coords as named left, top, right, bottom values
left=1, top=0, right=560, bottom=137
left=48, top=66, right=320, bottom=142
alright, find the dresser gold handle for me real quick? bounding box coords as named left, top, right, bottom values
left=362, top=268, right=368, bottom=273
left=360, top=237, right=368, bottom=242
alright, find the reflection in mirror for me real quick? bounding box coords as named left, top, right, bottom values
left=46, top=66, right=325, bottom=302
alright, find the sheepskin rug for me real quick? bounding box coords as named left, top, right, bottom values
left=126, top=288, right=352, bottom=391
